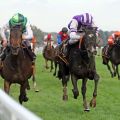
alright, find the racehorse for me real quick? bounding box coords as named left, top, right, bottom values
left=102, top=37, right=120, bottom=79
left=42, top=40, right=55, bottom=72
left=0, top=25, right=34, bottom=104
left=68, top=27, right=99, bottom=111
left=53, top=43, right=70, bottom=100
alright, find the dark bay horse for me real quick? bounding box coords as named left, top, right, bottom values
left=68, top=27, right=99, bottom=111
left=53, top=43, right=70, bottom=100
left=0, top=25, right=33, bottom=104
left=42, top=40, right=55, bottom=72
left=102, top=38, right=120, bottom=79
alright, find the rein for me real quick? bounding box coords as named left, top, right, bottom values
left=79, top=37, right=83, bottom=49
left=57, top=53, right=69, bottom=65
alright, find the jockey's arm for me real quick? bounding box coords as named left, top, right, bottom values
left=0, top=23, right=9, bottom=47
left=1, top=23, right=9, bottom=41
left=22, top=23, right=33, bottom=40
left=69, top=19, right=81, bottom=39
left=57, top=34, right=62, bottom=45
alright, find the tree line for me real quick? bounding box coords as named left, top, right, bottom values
left=0, top=25, right=116, bottom=47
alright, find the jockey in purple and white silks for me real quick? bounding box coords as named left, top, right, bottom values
left=68, top=13, right=97, bottom=44
left=67, top=13, right=100, bottom=81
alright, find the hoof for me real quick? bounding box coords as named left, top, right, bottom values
left=63, top=95, right=68, bottom=101
left=72, top=89, right=79, bottom=99
left=46, top=66, right=49, bottom=69
left=23, top=96, right=29, bottom=102
left=111, top=73, right=114, bottom=78
left=74, top=95, right=77, bottom=99
left=113, top=72, right=116, bottom=77
left=90, top=100, right=96, bottom=107
left=19, top=100, right=22, bottom=104
left=53, top=73, right=56, bottom=76
left=35, top=89, right=39, bottom=92
left=84, top=108, right=90, bottom=112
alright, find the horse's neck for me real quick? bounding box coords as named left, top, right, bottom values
left=10, top=48, right=29, bottom=62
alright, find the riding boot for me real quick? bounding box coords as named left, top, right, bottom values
left=26, top=46, right=36, bottom=63
left=0, top=47, right=10, bottom=69
left=0, top=46, right=10, bottom=61
left=0, top=48, right=6, bottom=61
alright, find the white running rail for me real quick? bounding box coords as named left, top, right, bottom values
left=0, top=89, right=42, bottom=120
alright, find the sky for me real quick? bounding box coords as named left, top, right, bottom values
left=0, top=0, right=120, bottom=32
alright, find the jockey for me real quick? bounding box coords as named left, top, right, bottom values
left=108, top=31, right=120, bottom=45
left=57, top=27, right=69, bottom=45
left=43, top=33, right=54, bottom=46
left=0, top=13, right=36, bottom=62
left=67, top=13, right=99, bottom=80
left=68, top=13, right=97, bottom=45
left=106, top=31, right=120, bottom=57
left=56, top=27, right=69, bottom=57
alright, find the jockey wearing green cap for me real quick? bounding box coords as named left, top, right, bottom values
left=0, top=13, right=36, bottom=63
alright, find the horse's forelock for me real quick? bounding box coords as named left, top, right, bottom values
left=10, top=25, right=23, bottom=55
left=10, top=25, right=22, bottom=41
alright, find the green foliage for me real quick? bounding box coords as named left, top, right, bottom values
left=31, top=25, right=57, bottom=46
left=98, top=29, right=114, bottom=46
left=0, top=26, right=116, bottom=47
left=0, top=55, right=120, bottom=120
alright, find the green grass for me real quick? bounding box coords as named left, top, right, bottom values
left=0, top=55, right=120, bottom=120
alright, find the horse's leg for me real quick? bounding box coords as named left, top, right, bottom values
left=111, top=63, right=116, bottom=77
left=32, top=63, right=39, bottom=92
left=26, top=80, right=30, bottom=90
left=19, top=82, right=28, bottom=104
left=107, top=63, right=114, bottom=78
left=45, top=59, right=49, bottom=69
left=97, top=47, right=100, bottom=56
left=4, top=80, right=11, bottom=94
left=62, top=75, right=69, bottom=101
left=116, top=65, right=120, bottom=80
left=53, top=61, right=57, bottom=76
left=90, top=78, right=99, bottom=108
left=50, top=60, right=53, bottom=72
left=81, top=78, right=90, bottom=111
left=71, top=74, right=79, bottom=99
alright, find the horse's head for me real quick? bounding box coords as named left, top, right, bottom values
left=82, top=27, right=97, bottom=56
left=46, top=40, right=52, bottom=50
left=10, top=25, right=23, bottom=55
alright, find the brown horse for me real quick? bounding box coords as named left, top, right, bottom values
left=0, top=25, right=34, bottom=104
left=42, top=40, right=55, bottom=72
